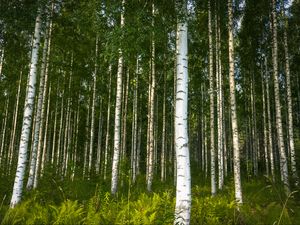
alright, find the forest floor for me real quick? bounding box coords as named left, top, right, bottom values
left=1, top=171, right=300, bottom=225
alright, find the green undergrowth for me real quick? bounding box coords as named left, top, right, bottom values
left=1, top=176, right=300, bottom=225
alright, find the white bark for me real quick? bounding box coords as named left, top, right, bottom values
left=104, top=65, right=112, bottom=180
left=131, top=57, right=139, bottom=183
left=56, top=93, right=64, bottom=172
left=10, top=9, right=42, bottom=207
left=83, top=96, right=90, bottom=178
left=174, top=2, right=191, bottom=224
left=228, top=0, right=243, bottom=204
left=111, top=0, right=125, bottom=195
left=26, top=41, right=46, bottom=188
left=271, top=0, right=289, bottom=194
left=266, top=70, right=275, bottom=181
left=262, top=70, right=269, bottom=176
left=208, top=0, right=216, bottom=196
left=0, top=48, right=4, bottom=79
left=88, top=38, right=98, bottom=177
left=147, top=4, right=156, bottom=192
left=215, top=10, right=224, bottom=190
left=161, top=59, right=166, bottom=182
left=281, top=3, right=298, bottom=185
left=51, top=92, right=58, bottom=165
left=96, top=99, right=103, bottom=175
left=71, top=103, right=80, bottom=181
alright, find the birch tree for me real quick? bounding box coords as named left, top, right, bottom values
left=10, top=6, right=42, bottom=208
left=174, top=0, right=191, bottom=224
left=271, top=0, right=289, bottom=194
left=88, top=37, right=99, bottom=178
left=228, top=0, right=243, bottom=204
left=281, top=1, right=298, bottom=185
left=111, top=0, right=125, bottom=195
left=208, top=0, right=216, bottom=196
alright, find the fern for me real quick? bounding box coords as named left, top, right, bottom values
left=51, top=200, right=85, bottom=225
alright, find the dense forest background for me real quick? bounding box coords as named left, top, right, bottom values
left=0, top=0, right=300, bottom=224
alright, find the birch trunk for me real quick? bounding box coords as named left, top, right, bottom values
left=266, top=59, right=275, bottom=181
left=147, top=4, right=156, bottom=192
left=104, top=66, right=112, bottom=180
left=0, top=48, right=4, bottom=79
left=95, top=99, right=103, bottom=175
left=281, top=2, right=298, bottom=185
left=83, top=96, right=90, bottom=178
left=51, top=90, right=58, bottom=165
left=56, top=93, right=64, bottom=173
left=228, top=0, right=243, bottom=204
left=215, top=8, right=224, bottom=190
left=131, top=57, right=139, bottom=183
left=111, top=0, right=125, bottom=195
left=208, top=0, right=216, bottom=196
left=10, top=8, right=42, bottom=207
left=174, top=1, right=191, bottom=223
left=88, top=38, right=99, bottom=177
left=26, top=18, right=51, bottom=190
left=71, top=103, right=80, bottom=181
left=262, top=69, right=269, bottom=176
left=161, top=58, right=167, bottom=182
left=271, top=0, right=289, bottom=194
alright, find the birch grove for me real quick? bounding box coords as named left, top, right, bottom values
left=1, top=0, right=300, bottom=222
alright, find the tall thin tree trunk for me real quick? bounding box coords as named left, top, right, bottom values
left=51, top=90, right=58, bottom=165
left=83, top=95, right=90, bottom=178
left=208, top=0, right=216, bottom=196
left=265, top=58, right=275, bottom=181
left=161, top=56, right=167, bottom=182
left=131, top=57, right=139, bottom=183
left=26, top=16, right=51, bottom=190
left=10, top=8, right=42, bottom=207
left=0, top=48, right=4, bottom=79
left=215, top=7, right=224, bottom=190
left=111, top=0, right=125, bottom=195
left=281, top=1, right=298, bottom=185
left=271, top=0, right=289, bottom=194
left=71, top=102, right=80, bottom=181
left=88, top=38, right=99, bottom=178
left=174, top=1, right=191, bottom=223
left=147, top=3, right=156, bottom=192
left=104, top=66, right=112, bottom=180
left=228, top=0, right=243, bottom=204
left=262, top=68, right=269, bottom=177
left=96, top=99, right=103, bottom=175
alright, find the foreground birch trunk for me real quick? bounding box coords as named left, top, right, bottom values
left=111, top=0, right=125, bottom=195
left=10, top=8, right=42, bottom=208
left=174, top=1, right=191, bottom=224
left=228, top=0, right=243, bottom=204
left=27, top=10, right=52, bottom=189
